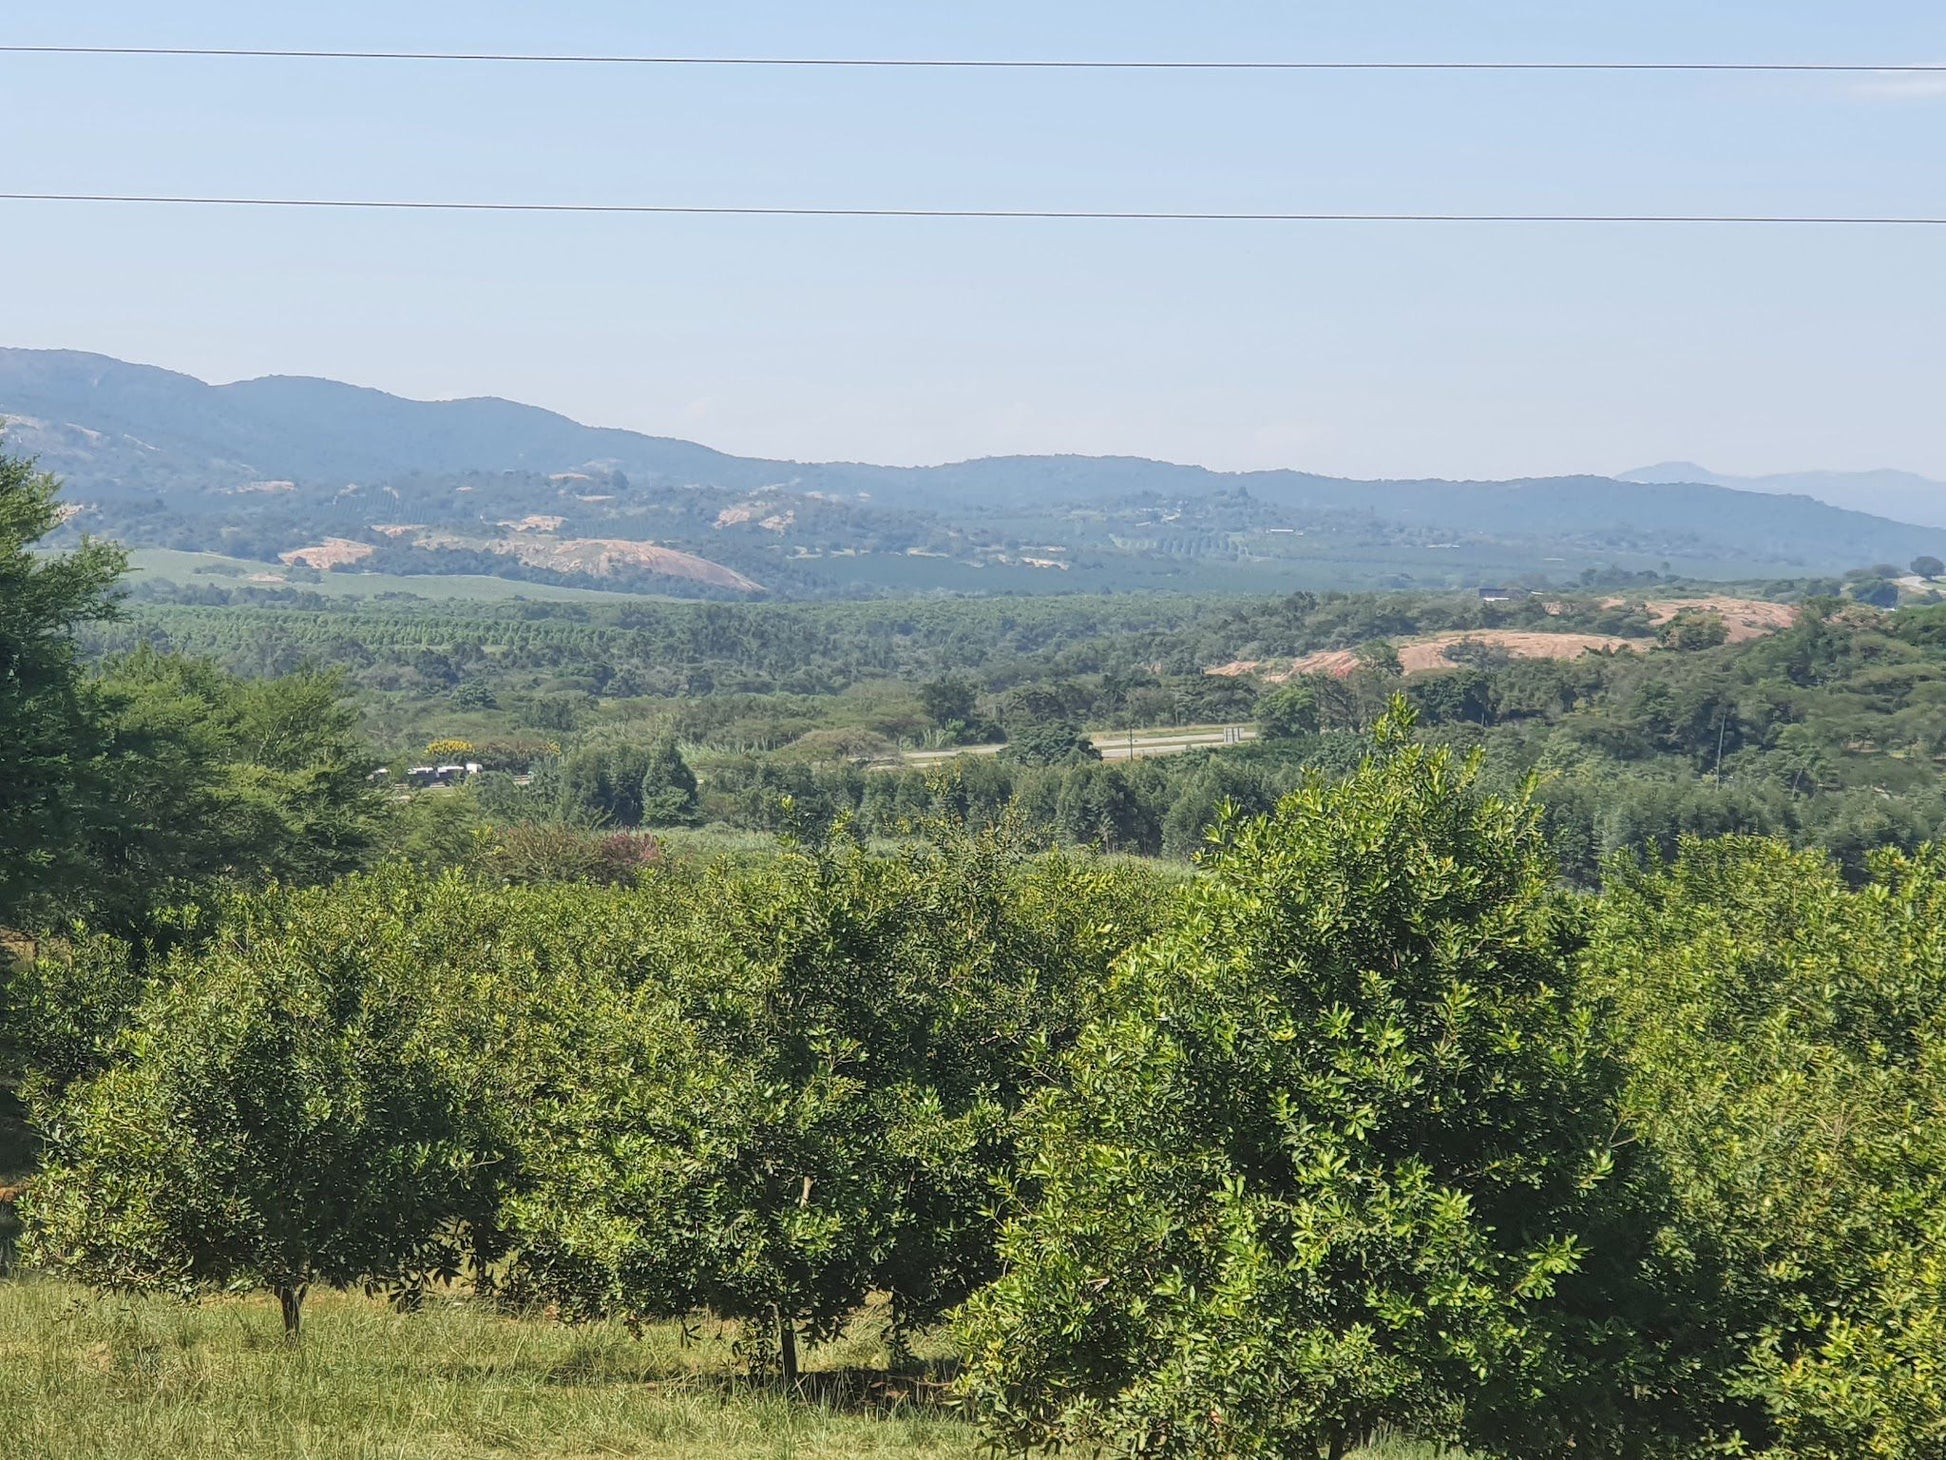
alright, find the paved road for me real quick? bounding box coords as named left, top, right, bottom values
left=900, top=724, right=1255, bottom=769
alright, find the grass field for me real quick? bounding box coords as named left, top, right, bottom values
left=0, top=1279, right=980, bottom=1460
left=0, top=1278, right=1441, bottom=1459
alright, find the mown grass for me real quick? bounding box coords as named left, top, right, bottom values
left=0, top=1278, right=980, bottom=1460
left=0, top=1277, right=1446, bottom=1459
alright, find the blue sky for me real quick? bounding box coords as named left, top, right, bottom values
left=4, top=2, right=1945, bottom=479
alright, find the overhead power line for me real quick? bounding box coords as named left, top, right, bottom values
left=2, top=45, right=1944, bottom=73
left=2, top=192, right=1943, bottom=225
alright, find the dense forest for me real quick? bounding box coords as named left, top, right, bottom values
left=8, top=442, right=1946, bottom=1457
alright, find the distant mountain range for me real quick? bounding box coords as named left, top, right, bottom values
left=1622, top=461, right=1946, bottom=530
left=4, top=347, right=1944, bottom=600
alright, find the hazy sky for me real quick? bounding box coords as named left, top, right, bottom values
left=5, top=2, right=1945, bottom=478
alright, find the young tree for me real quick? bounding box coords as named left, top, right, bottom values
left=559, top=737, right=696, bottom=826
left=1000, top=718, right=1099, bottom=768
left=1353, top=637, right=1403, bottom=675
left=22, top=879, right=501, bottom=1336
left=959, top=706, right=1656, bottom=1459
left=0, top=446, right=124, bottom=928
left=500, top=828, right=1164, bottom=1379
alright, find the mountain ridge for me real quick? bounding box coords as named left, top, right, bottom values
left=1621, top=460, right=1946, bottom=528
left=6, top=347, right=1945, bottom=600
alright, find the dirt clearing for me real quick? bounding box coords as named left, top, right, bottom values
left=1212, top=630, right=1642, bottom=682
left=1643, top=597, right=1796, bottom=643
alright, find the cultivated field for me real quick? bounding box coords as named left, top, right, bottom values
left=124, top=549, right=675, bottom=604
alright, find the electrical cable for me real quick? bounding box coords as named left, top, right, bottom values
left=2, top=193, right=1942, bottom=225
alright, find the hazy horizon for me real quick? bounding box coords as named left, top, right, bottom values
left=5, top=1, right=1946, bottom=479
left=13, top=344, right=1946, bottom=489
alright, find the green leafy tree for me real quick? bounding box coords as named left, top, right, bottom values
left=637, top=734, right=699, bottom=824
left=559, top=737, right=697, bottom=827
left=1657, top=608, right=1730, bottom=651
left=1911, top=555, right=1945, bottom=580
left=960, top=706, right=1653, bottom=1459
left=1353, top=637, right=1403, bottom=675
left=5, top=931, right=147, bottom=1101
left=68, top=652, right=384, bottom=929
left=919, top=674, right=979, bottom=729
left=1000, top=718, right=1099, bottom=768
left=0, top=447, right=125, bottom=927
left=1052, top=763, right=1161, bottom=854
left=1590, top=837, right=1946, bottom=1458
left=21, top=879, right=503, bottom=1336
left=1256, top=679, right=1321, bottom=739
left=1850, top=577, right=1900, bottom=609
left=501, top=828, right=1162, bottom=1379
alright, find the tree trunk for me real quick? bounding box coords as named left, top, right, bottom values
left=276, top=1283, right=307, bottom=1339
left=778, top=1308, right=799, bottom=1387
left=1325, top=1429, right=1348, bottom=1460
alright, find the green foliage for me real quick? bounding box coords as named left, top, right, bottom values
left=0, top=447, right=126, bottom=927
left=500, top=827, right=1164, bottom=1372
left=22, top=878, right=504, bottom=1334
left=484, top=823, right=660, bottom=885
left=4, top=932, right=148, bottom=1102
left=1406, top=668, right=1495, bottom=726
left=959, top=708, right=1639, bottom=1459
left=71, top=652, right=385, bottom=928
left=1354, top=638, right=1403, bottom=674
left=1912, top=555, right=1944, bottom=580
left=1049, top=763, right=1160, bottom=854
left=999, top=718, right=1099, bottom=768
left=1256, top=678, right=1321, bottom=738
left=1590, top=838, right=1946, bottom=1457
left=558, top=736, right=698, bottom=827
left=918, top=674, right=996, bottom=744
left=1657, top=608, right=1730, bottom=651
left=638, top=735, right=701, bottom=824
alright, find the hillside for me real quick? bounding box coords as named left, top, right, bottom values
left=1622, top=460, right=1946, bottom=528
left=7, top=348, right=1946, bottom=600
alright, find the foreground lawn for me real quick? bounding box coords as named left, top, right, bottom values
left=0, top=1278, right=1448, bottom=1459
left=0, top=1278, right=982, bottom=1460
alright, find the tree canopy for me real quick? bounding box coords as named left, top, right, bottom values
left=0, top=448, right=125, bottom=927
left=960, top=707, right=1649, bottom=1458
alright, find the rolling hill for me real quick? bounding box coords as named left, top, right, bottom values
left=6, top=347, right=1944, bottom=600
